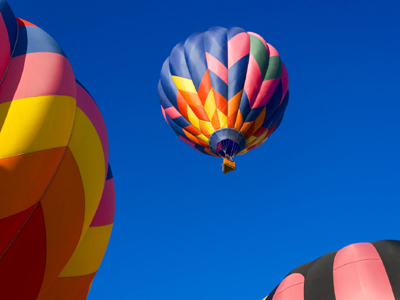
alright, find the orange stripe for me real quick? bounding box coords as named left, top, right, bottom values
left=184, top=124, right=202, bottom=137
left=197, top=70, right=212, bottom=105
left=40, top=273, right=96, bottom=300
left=234, top=110, right=244, bottom=131
left=38, top=148, right=86, bottom=299
left=0, top=148, right=65, bottom=219
left=211, top=111, right=221, bottom=130
left=213, top=90, right=228, bottom=116
left=189, top=105, right=210, bottom=122
left=179, top=90, right=203, bottom=108
left=228, top=90, right=242, bottom=116
left=177, top=91, right=188, bottom=120
left=240, top=121, right=253, bottom=136
left=199, top=122, right=211, bottom=138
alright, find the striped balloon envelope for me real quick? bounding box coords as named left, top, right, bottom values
left=158, top=26, right=289, bottom=173
left=0, top=1, right=114, bottom=299
left=265, top=240, right=400, bottom=300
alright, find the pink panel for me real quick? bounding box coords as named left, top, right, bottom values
left=280, top=64, right=289, bottom=104
left=76, top=83, right=109, bottom=175
left=179, top=135, right=196, bottom=147
left=333, top=243, right=395, bottom=300
left=227, top=32, right=250, bottom=69
left=0, top=52, right=75, bottom=104
left=243, top=55, right=262, bottom=106
left=266, top=43, right=279, bottom=57
left=248, top=32, right=269, bottom=55
left=0, top=15, right=11, bottom=81
left=205, top=52, right=228, bottom=84
left=161, top=106, right=169, bottom=124
left=252, top=78, right=279, bottom=108
left=165, top=106, right=182, bottom=119
left=272, top=273, right=304, bottom=300
left=90, top=178, right=115, bottom=227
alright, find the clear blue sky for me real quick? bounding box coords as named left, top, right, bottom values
left=13, top=0, right=400, bottom=299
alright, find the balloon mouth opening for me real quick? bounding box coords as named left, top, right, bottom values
left=209, top=128, right=246, bottom=157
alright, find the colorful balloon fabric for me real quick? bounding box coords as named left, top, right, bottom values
left=0, top=1, right=114, bottom=299
left=265, top=240, right=400, bottom=300
left=158, top=26, right=289, bottom=164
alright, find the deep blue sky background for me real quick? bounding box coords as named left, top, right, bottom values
left=13, top=0, right=400, bottom=299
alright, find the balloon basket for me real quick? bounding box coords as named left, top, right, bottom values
left=222, top=157, right=236, bottom=174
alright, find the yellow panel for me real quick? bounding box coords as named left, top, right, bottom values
left=0, top=96, right=76, bottom=159
left=59, top=224, right=113, bottom=277
left=187, top=105, right=200, bottom=130
left=200, top=120, right=214, bottom=135
left=204, top=89, right=216, bottom=122
left=217, top=109, right=228, bottom=128
left=196, top=133, right=209, bottom=144
left=172, top=76, right=197, bottom=93
left=246, top=135, right=257, bottom=145
left=68, top=108, right=105, bottom=243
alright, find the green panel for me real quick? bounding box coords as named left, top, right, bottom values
left=249, top=35, right=269, bottom=79
left=264, top=56, right=282, bottom=80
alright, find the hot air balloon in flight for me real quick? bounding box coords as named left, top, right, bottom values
left=158, top=26, right=289, bottom=173
left=265, top=240, right=400, bottom=300
left=0, top=1, right=114, bottom=299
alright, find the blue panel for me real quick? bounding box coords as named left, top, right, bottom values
left=263, top=80, right=283, bottom=122
left=169, top=43, right=191, bottom=79
left=173, top=116, right=191, bottom=129
left=209, top=70, right=228, bottom=100
left=263, top=89, right=289, bottom=129
left=245, top=106, right=265, bottom=123
left=184, top=32, right=207, bottom=91
left=204, top=26, right=227, bottom=68
left=0, top=0, right=17, bottom=51
left=106, top=164, right=113, bottom=180
left=227, top=27, right=246, bottom=41
left=194, top=144, right=211, bottom=156
left=158, top=80, right=173, bottom=109
left=228, top=54, right=249, bottom=100
left=13, top=25, right=66, bottom=57
left=160, top=58, right=179, bottom=110
left=158, top=81, right=191, bottom=128
left=165, top=113, right=186, bottom=137
left=238, top=91, right=251, bottom=120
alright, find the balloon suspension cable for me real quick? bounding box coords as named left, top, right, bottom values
left=222, top=155, right=236, bottom=174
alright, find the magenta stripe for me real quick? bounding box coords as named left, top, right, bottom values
left=161, top=106, right=169, bottom=124
left=0, top=52, right=75, bottom=104
left=205, top=52, right=228, bottom=84
left=252, top=78, right=280, bottom=108
left=90, top=178, right=115, bottom=227
left=272, top=273, right=304, bottom=300
left=179, top=135, right=196, bottom=147
left=165, top=106, right=182, bottom=119
left=267, top=43, right=280, bottom=57
left=76, top=82, right=109, bottom=176
left=243, top=54, right=262, bottom=106
left=227, top=32, right=250, bottom=69
left=333, top=243, right=395, bottom=300
left=280, top=64, right=289, bottom=104
left=0, top=15, right=11, bottom=82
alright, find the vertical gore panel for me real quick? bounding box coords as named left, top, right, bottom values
left=41, top=273, right=96, bottom=300
left=272, top=273, right=304, bottom=300
left=333, top=243, right=395, bottom=300
left=0, top=203, right=46, bottom=299
left=0, top=147, right=65, bottom=219
left=372, top=240, right=400, bottom=300
left=37, top=148, right=86, bottom=298
left=304, top=251, right=337, bottom=300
